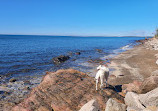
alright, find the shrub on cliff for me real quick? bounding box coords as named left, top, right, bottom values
left=154, top=28, right=158, bottom=38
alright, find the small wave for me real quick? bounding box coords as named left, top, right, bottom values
left=120, top=43, right=132, bottom=50
left=101, top=43, right=133, bottom=60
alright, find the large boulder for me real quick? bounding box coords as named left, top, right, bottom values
left=143, top=106, right=158, bottom=111
left=126, top=106, right=143, bottom=111
left=124, top=92, right=145, bottom=110
left=105, top=98, right=126, bottom=111
left=122, top=80, right=142, bottom=93
left=12, top=69, right=124, bottom=111
left=139, top=76, right=158, bottom=94
left=52, top=55, right=70, bottom=64
left=79, top=99, right=100, bottom=111
left=139, top=87, right=158, bottom=107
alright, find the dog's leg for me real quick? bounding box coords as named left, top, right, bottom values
left=96, top=79, right=98, bottom=90
left=100, top=77, right=104, bottom=90
left=105, top=80, right=107, bottom=87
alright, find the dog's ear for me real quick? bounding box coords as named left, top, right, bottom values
left=97, top=65, right=101, bottom=70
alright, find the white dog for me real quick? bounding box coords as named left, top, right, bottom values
left=95, top=65, right=109, bottom=90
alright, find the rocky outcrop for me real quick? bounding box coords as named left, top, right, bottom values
left=143, top=106, right=158, bottom=111
left=105, top=98, right=126, bottom=111
left=136, top=38, right=148, bottom=45
left=125, top=87, right=158, bottom=111
left=144, top=38, right=158, bottom=50
left=139, top=76, right=158, bottom=94
left=124, top=92, right=145, bottom=110
left=139, top=87, right=158, bottom=107
left=122, top=80, right=142, bottom=93
left=52, top=55, right=70, bottom=64
left=126, top=106, right=142, bottom=111
left=12, top=69, right=124, bottom=111
left=79, top=99, right=100, bottom=111
left=122, top=76, right=158, bottom=94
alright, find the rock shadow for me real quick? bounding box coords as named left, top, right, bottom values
left=103, top=84, right=122, bottom=92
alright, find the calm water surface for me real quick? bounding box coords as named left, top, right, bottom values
left=0, top=35, right=146, bottom=82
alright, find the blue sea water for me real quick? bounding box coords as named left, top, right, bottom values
left=0, top=35, right=146, bottom=82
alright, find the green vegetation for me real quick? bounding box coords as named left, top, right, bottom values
left=155, top=28, right=158, bottom=37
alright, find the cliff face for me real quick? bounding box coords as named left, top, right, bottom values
left=12, top=69, right=123, bottom=111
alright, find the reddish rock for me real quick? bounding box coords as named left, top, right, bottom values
left=139, top=76, right=158, bottom=94
left=75, top=52, right=81, bottom=55
left=122, top=80, right=142, bottom=93
left=12, top=69, right=124, bottom=111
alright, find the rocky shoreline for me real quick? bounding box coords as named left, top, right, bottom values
left=1, top=37, right=158, bottom=111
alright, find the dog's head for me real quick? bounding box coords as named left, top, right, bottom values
left=97, top=65, right=102, bottom=70
left=97, top=64, right=109, bottom=70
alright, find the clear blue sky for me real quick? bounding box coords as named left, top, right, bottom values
left=0, top=0, right=158, bottom=36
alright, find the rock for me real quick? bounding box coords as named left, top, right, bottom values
left=143, top=106, right=158, bottom=111
left=122, top=80, right=142, bottom=93
left=23, top=80, right=31, bottom=85
left=105, top=98, right=126, bottom=111
left=52, top=55, right=70, bottom=64
left=75, top=52, right=81, bottom=55
left=72, top=59, right=76, bottom=61
left=154, top=53, right=158, bottom=58
left=124, top=92, right=145, bottom=110
left=96, top=49, right=103, bottom=53
left=24, top=86, right=31, bottom=90
left=88, top=59, right=104, bottom=64
left=127, top=106, right=143, bottom=111
left=12, top=69, right=124, bottom=111
left=144, top=38, right=158, bottom=50
left=9, top=78, right=17, bottom=82
left=67, top=52, right=73, bottom=56
left=151, top=70, right=158, bottom=76
left=79, top=99, right=100, bottom=111
left=136, top=39, right=147, bottom=44
left=118, top=92, right=126, bottom=97
left=139, top=76, right=158, bottom=94
left=139, top=87, right=158, bottom=107
left=156, top=60, right=158, bottom=65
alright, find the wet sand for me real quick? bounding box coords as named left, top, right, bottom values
left=108, top=44, right=158, bottom=86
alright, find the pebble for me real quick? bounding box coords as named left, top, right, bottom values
left=9, top=78, right=17, bottom=82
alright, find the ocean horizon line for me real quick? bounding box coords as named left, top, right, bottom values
left=0, top=34, right=152, bottom=38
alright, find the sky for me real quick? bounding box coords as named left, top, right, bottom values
left=0, top=0, right=158, bottom=36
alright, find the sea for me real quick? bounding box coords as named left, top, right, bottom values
left=0, top=35, right=146, bottom=84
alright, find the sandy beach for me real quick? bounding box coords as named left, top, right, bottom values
left=108, top=42, right=158, bottom=86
